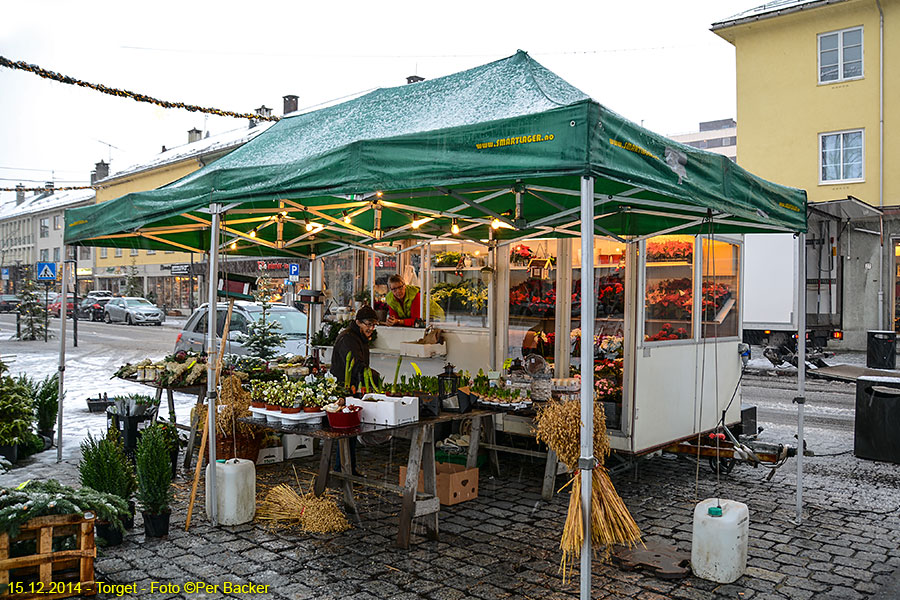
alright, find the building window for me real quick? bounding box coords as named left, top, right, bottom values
left=820, top=129, right=864, bottom=183
left=39, top=249, right=49, bottom=262
left=53, top=247, right=60, bottom=262
left=819, top=26, right=863, bottom=83
left=53, top=215, right=61, bottom=230
left=115, top=248, right=123, bottom=258
left=147, top=249, right=156, bottom=255
left=165, top=250, right=175, bottom=254
left=40, top=218, right=49, bottom=238
left=100, top=247, right=108, bottom=259
left=79, top=246, right=91, bottom=260
left=130, top=248, right=139, bottom=256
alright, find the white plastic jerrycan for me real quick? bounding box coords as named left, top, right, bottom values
left=206, top=458, right=256, bottom=525
left=691, top=498, right=749, bottom=584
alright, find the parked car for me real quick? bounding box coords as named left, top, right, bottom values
left=85, top=290, right=114, bottom=299
left=78, top=297, right=112, bottom=321
left=48, top=295, right=76, bottom=318
left=104, top=297, right=165, bottom=325
left=174, top=301, right=308, bottom=356
left=0, top=295, right=19, bottom=313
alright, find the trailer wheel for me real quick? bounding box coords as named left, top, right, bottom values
left=708, top=456, right=737, bottom=475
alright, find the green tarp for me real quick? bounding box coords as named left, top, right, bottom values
left=65, top=51, right=806, bottom=255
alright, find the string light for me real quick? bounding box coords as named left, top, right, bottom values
left=376, top=191, right=383, bottom=197
left=342, top=210, right=351, bottom=224
left=1, top=185, right=97, bottom=192
left=451, top=218, right=460, bottom=235
left=491, top=218, right=501, bottom=229
left=230, top=241, right=237, bottom=250
left=305, top=218, right=315, bottom=232
left=0, top=55, right=280, bottom=122
left=249, top=230, right=256, bottom=238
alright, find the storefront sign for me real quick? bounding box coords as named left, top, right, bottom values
left=257, top=261, right=290, bottom=271
left=76, top=268, right=93, bottom=276
left=171, top=264, right=191, bottom=275
left=374, top=256, right=397, bottom=268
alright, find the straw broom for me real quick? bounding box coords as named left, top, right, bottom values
left=256, top=469, right=350, bottom=533
left=535, top=399, right=642, bottom=581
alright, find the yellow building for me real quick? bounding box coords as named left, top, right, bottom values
left=91, top=117, right=274, bottom=310
left=713, top=0, right=900, bottom=347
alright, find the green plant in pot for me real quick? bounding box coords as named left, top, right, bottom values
left=135, top=424, right=174, bottom=538
left=0, top=371, right=33, bottom=464
left=79, top=429, right=137, bottom=539
left=18, top=373, right=60, bottom=439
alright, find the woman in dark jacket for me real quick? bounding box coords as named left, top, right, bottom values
left=329, top=306, right=379, bottom=388
left=328, top=306, right=380, bottom=475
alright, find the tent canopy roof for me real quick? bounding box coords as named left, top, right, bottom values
left=66, top=51, right=806, bottom=257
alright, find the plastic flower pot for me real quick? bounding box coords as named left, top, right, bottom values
left=326, top=405, right=362, bottom=429
left=95, top=522, right=123, bottom=546
left=142, top=511, right=170, bottom=538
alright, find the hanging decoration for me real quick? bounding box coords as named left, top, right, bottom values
left=0, top=55, right=280, bottom=122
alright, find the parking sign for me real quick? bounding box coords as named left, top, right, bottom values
left=289, top=263, right=300, bottom=283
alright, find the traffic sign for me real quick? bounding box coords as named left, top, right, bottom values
left=36, top=262, right=57, bottom=281
left=0, top=267, right=8, bottom=281
left=289, top=263, right=300, bottom=283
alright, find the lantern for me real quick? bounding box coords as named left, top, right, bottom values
left=438, top=363, right=460, bottom=399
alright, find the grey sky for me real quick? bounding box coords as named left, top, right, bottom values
left=0, top=0, right=762, bottom=204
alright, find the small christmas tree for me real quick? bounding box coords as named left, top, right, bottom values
left=124, top=259, right=143, bottom=297
left=16, top=278, right=48, bottom=340
left=239, top=283, right=286, bottom=360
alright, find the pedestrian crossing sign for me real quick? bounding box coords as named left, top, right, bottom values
left=36, top=262, right=57, bottom=281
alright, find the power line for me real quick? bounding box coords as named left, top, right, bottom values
left=0, top=177, right=88, bottom=184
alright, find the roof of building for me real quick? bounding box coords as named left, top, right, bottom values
left=0, top=188, right=95, bottom=221
left=712, top=0, right=848, bottom=30
left=96, top=121, right=274, bottom=184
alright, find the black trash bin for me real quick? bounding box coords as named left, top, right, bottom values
left=106, top=407, right=154, bottom=459
left=866, top=330, right=897, bottom=370
left=854, top=376, right=900, bottom=464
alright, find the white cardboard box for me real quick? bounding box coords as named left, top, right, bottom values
left=256, top=446, right=284, bottom=465
left=347, top=394, right=418, bottom=426
left=282, top=434, right=314, bottom=459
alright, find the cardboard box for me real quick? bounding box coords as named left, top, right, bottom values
left=398, top=463, right=478, bottom=506
left=347, top=394, right=418, bottom=426
left=282, top=434, right=314, bottom=459
left=256, top=446, right=284, bottom=465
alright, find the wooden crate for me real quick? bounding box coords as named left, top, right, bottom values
left=0, top=514, right=97, bottom=599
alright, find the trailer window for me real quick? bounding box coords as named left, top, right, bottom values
left=701, top=239, right=740, bottom=338
left=431, top=240, right=489, bottom=326
left=644, top=235, right=695, bottom=342
left=508, top=239, right=557, bottom=361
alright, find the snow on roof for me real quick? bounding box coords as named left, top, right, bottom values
left=712, top=0, right=848, bottom=29
left=0, top=188, right=95, bottom=220
left=98, top=121, right=274, bottom=184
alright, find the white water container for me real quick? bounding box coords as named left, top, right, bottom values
left=691, top=498, right=749, bottom=584
left=206, top=458, right=256, bottom=525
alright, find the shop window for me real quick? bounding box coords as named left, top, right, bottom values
left=644, top=235, right=695, bottom=342
left=431, top=241, right=489, bottom=326
left=508, top=240, right=556, bottom=361
left=701, top=239, right=740, bottom=338
left=322, top=250, right=355, bottom=308
left=571, top=237, right=626, bottom=430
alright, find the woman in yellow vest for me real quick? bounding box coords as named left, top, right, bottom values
left=385, top=274, right=444, bottom=326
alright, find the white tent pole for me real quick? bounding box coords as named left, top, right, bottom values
left=56, top=256, right=68, bottom=462
left=425, top=244, right=431, bottom=323
left=419, top=246, right=425, bottom=318
left=369, top=250, right=375, bottom=307
left=579, top=176, right=595, bottom=600
left=206, top=204, right=221, bottom=525
left=795, top=232, right=807, bottom=523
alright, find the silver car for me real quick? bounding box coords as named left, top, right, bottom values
left=174, top=301, right=308, bottom=356
left=104, top=296, right=165, bottom=326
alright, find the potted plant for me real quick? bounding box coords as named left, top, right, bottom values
left=156, top=420, right=182, bottom=479
left=135, top=424, right=174, bottom=537
left=0, top=367, right=33, bottom=463
left=30, top=374, right=59, bottom=440
left=79, top=430, right=137, bottom=543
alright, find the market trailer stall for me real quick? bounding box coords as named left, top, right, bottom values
left=63, top=50, right=808, bottom=595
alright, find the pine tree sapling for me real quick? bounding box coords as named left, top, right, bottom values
left=239, top=293, right=286, bottom=360
left=18, top=373, right=60, bottom=434
left=79, top=430, right=136, bottom=503
left=124, top=259, right=144, bottom=297
left=15, top=278, right=49, bottom=340
left=135, top=425, right=173, bottom=515
left=0, top=374, right=33, bottom=448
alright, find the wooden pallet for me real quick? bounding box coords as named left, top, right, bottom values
left=0, top=514, right=97, bottom=599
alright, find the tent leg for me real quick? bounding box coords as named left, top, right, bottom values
left=206, top=204, right=221, bottom=525
left=56, top=256, right=68, bottom=463
left=579, top=176, right=595, bottom=600
left=795, top=232, right=806, bottom=523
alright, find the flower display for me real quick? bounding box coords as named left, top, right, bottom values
left=645, top=322, right=690, bottom=342
left=433, top=251, right=463, bottom=268
left=510, top=244, right=534, bottom=266
left=431, top=280, right=488, bottom=314
left=645, top=277, right=693, bottom=320
left=598, top=335, right=624, bottom=358
left=646, top=240, right=693, bottom=262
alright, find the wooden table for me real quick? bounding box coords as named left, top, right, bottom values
left=239, top=409, right=491, bottom=548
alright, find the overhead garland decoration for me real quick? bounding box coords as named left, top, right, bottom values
left=1, top=185, right=98, bottom=192
left=0, top=55, right=280, bottom=122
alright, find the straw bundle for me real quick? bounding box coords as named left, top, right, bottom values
left=257, top=484, right=350, bottom=533
left=192, top=374, right=257, bottom=437
left=534, top=399, right=641, bottom=580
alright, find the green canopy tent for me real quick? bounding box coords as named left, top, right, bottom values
left=65, top=51, right=809, bottom=593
